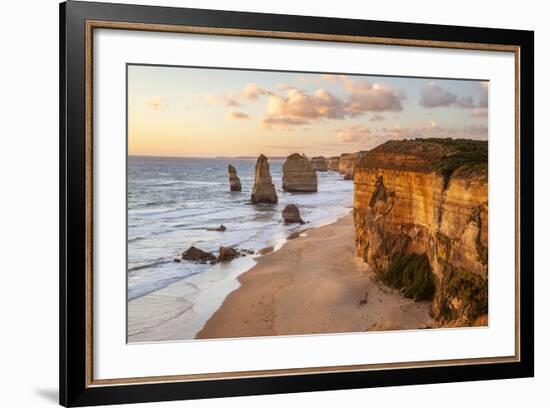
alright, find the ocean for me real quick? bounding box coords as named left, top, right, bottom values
left=127, top=156, right=354, bottom=305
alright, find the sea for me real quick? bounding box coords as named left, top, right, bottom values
left=127, top=156, right=354, bottom=305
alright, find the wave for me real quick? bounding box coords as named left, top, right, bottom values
left=128, top=258, right=168, bottom=273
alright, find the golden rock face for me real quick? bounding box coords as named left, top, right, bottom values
left=353, top=140, right=488, bottom=324
left=251, top=154, right=278, bottom=204
left=338, top=152, right=366, bottom=179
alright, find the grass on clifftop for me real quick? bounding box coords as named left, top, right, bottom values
left=362, top=138, right=488, bottom=180
left=384, top=254, right=436, bottom=301
left=414, top=138, right=488, bottom=179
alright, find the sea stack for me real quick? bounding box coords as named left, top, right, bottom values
left=251, top=154, right=278, bottom=204
left=310, top=156, right=328, bottom=171
left=228, top=164, right=242, bottom=191
left=282, top=153, right=318, bottom=192
left=282, top=204, right=305, bottom=224
left=327, top=156, right=340, bottom=171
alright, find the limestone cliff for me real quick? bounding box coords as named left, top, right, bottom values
left=353, top=139, right=488, bottom=325
left=311, top=156, right=328, bottom=171
left=327, top=156, right=340, bottom=171
left=283, top=153, right=318, bottom=192
left=338, top=152, right=367, bottom=179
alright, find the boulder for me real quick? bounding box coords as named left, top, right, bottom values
left=282, top=204, right=305, bottom=224
left=310, top=156, right=328, bottom=171
left=218, top=246, right=241, bottom=262
left=228, top=164, right=242, bottom=191
left=181, top=246, right=217, bottom=264
left=282, top=153, right=318, bottom=192
left=207, top=224, right=226, bottom=232
left=251, top=154, right=278, bottom=204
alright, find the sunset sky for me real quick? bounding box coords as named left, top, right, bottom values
left=128, top=64, right=488, bottom=157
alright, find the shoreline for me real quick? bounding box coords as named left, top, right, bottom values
left=127, top=211, right=352, bottom=343
left=197, top=214, right=435, bottom=340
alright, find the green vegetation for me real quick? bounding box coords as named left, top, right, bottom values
left=469, top=205, right=488, bottom=266
left=441, top=262, right=488, bottom=322
left=414, top=138, right=488, bottom=181
left=384, top=254, right=436, bottom=301
left=436, top=232, right=452, bottom=261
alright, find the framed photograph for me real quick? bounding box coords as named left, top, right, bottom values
left=60, top=1, right=534, bottom=406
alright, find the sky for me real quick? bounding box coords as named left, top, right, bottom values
left=127, top=64, right=489, bottom=157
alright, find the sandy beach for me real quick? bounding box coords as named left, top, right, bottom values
left=197, top=214, right=435, bottom=339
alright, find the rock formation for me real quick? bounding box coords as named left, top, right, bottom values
left=282, top=153, right=318, bottom=192
left=310, top=156, right=328, bottom=171
left=218, top=246, right=240, bottom=262
left=282, top=204, right=305, bottom=224
left=181, top=246, right=217, bottom=264
left=228, top=164, right=242, bottom=191
left=353, top=139, right=488, bottom=325
left=327, top=156, right=340, bottom=171
left=207, top=225, right=226, bottom=232
left=251, top=154, right=278, bottom=204
left=338, top=152, right=367, bottom=180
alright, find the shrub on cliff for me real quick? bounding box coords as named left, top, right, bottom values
left=384, top=254, right=436, bottom=301
left=439, top=263, right=488, bottom=322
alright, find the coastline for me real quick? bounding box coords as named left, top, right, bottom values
left=127, top=211, right=352, bottom=343
left=197, top=214, right=435, bottom=339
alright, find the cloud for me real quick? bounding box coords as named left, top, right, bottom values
left=323, top=75, right=405, bottom=113
left=336, top=126, right=371, bottom=142
left=242, top=83, right=272, bottom=101
left=340, top=77, right=404, bottom=114
left=261, top=88, right=347, bottom=129
left=226, top=110, right=251, bottom=120
left=455, top=96, right=476, bottom=108
left=260, top=116, right=310, bottom=130
left=419, top=82, right=457, bottom=108
left=370, top=114, right=386, bottom=122
left=471, top=107, right=488, bottom=117
left=335, top=120, right=487, bottom=147
left=144, top=96, right=167, bottom=110
left=205, top=94, right=241, bottom=107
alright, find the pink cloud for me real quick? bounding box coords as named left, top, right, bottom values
left=471, top=107, right=488, bottom=118
left=242, top=83, right=272, bottom=101
left=260, top=116, right=310, bottom=130
left=226, top=110, right=251, bottom=120
left=261, top=88, right=346, bottom=129
left=340, top=76, right=404, bottom=113
left=205, top=94, right=241, bottom=107
left=336, top=126, right=371, bottom=142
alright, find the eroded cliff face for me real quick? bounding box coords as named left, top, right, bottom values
left=327, top=156, right=340, bottom=171
left=353, top=139, right=488, bottom=325
left=311, top=156, right=328, bottom=171
left=338, top=152, right=366, bottom=179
